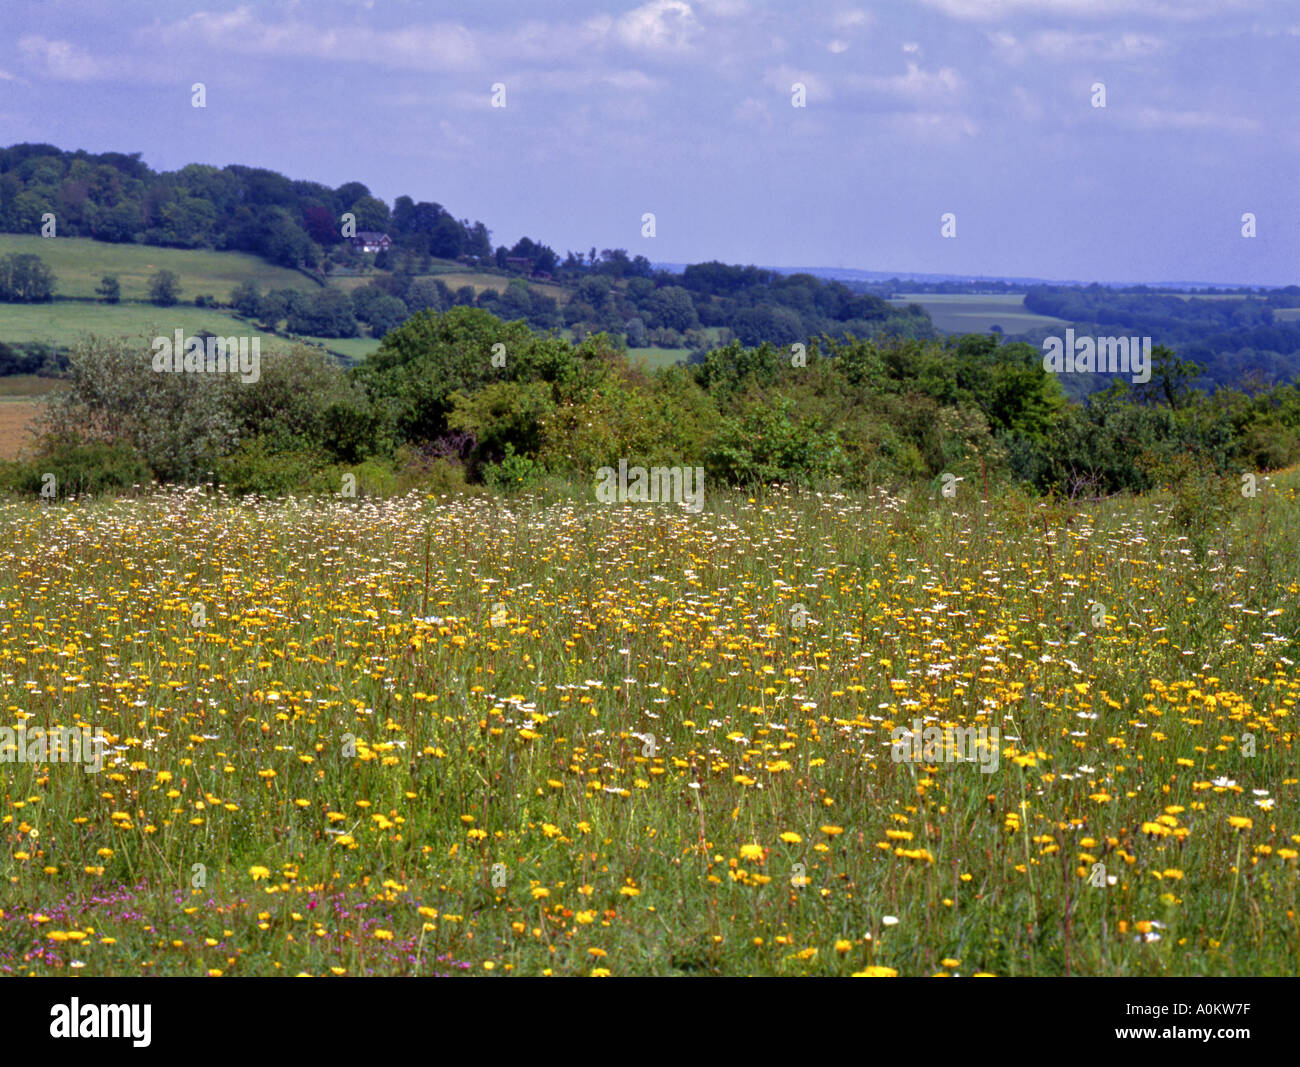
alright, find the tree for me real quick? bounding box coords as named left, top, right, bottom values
left=647, top=286, right=699, bottom=332
left=303, top=205, right=340, bottom=246
left=407, top=278, right=449, bottom=314
left=348, top=195, right=390, bottom=233
left=148, top=269, right=180, bottom=306
left=264, top=216, right=312, bottom=268
left=1136, top=344, right=1202, bottom=410
left=97, top=275, right=121, bottom=303
left=0, top=253, right=56, bottom=301
left=256, top=290, right=288, bottom=331
left=288, top=289, right=358, bottom=338
left=625, top=317, right=647, bottom=348
left=366, top=295, right=410, bottom=337
left=230, top=281, right=261, bottom=317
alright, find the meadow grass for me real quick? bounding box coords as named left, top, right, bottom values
left=0, top=471, right=1296, bottom=976
left=0, top=302, right=285, bottom=350
left=887, top=293, right=1070, bottom=335
left=0, top=235, right=314, bottom=302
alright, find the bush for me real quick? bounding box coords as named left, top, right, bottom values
left=0, top=438, right=149, bottom=499
left=148, top=270, right=180, bottom=306
left=341, top=459, right=398, bottom=498
left=216, top=437, right=336, bottom=497
left=482, top=443, right=544, bottom=492
left=393, top=445, right=476, bottom=496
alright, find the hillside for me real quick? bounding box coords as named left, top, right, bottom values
left=0, top=234, right=545, bottom=365
left=0, top=233, right=315, bottom=301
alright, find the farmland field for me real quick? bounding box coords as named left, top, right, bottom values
left=627, top=346, right=689, bottom=370
left=0, top=302, right=373, bottom=363
left=0, top=235, right=316, bottom=302
left=887, top=293, right=1070, bottom=335
left=0, top=473, right=1296, bottom=976
left=0, top=397, right=42, bottom=459
left=435, top=272, right=569, bottom=304
left=0, top=301, right=288, bottom=350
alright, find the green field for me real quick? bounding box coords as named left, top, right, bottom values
left=888, top=293, right=1069, bottom=335
left=0, top=236, right=551, bottom=359
left=627, top=346, right=689, bottom=369
left=311, top=335, right=382, bottom=361
left=0, top=470, right=1296, bottom=976
left=0, top=301, right=287, bottom=350
left=0, top=234, right=316, bottom=302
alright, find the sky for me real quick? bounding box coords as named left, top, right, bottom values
left=2, top=0, right=1298, bottom=286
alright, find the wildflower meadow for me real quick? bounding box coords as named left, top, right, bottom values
left=2, top=471, right=1295, bottom=977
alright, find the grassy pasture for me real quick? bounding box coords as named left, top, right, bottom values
left=437, top=272, right=569, bottom=304
left=0, top=235, right=315, bottom=302
left=0, top=470, right=1296, bottom=976
left=0, top=302, right=285, bottom=350
left=888, top=293, right=1069, bottom=335
left=627, top=346, right=689, bottom=370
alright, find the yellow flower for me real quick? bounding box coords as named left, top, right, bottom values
left=373, top=929, right=393, bottom=941
left=739, top=843, right=765, bottom=861
left=779, top=832, right=802, bottom=844
left=249, top=866, right=270, bottom=881
left=1227, top=816, right=1253, bottom=830
left=834, top=939, right=852, bottom=953
left=820, top=825, right=844, bottom=837
left=851, top=966, right=898, bottom=977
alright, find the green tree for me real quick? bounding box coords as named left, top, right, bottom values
left=0, top=253, right=56, bottom=301
left=1136, top=344, right=1202, bottom=410
left=230, top=281, right=261, bottom=317
left=96, top=275, right=121, bottom=304
left=148, top=269, right=180, bottom=306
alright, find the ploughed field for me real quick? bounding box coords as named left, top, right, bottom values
left=0, top=476, right=1297, bottom=975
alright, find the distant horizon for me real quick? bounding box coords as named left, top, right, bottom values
left=653, top=262, right=1297, bottom=291
left=6, top=136, right=1292, bottom=295
left=4, top=1, right=1298, bottom=287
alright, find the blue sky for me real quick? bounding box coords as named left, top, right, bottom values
left=2, top=0, right=1298, bottom=284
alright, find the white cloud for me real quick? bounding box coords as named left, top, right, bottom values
left=832, top=9, right=873, bottom=29
left=733, top=96, right=772, bottom=125
left=849, top=62, right=963, bottom=103
left=18, top=35, right=117, bottom=80
left=888, top=110, right=979, bottom=141
left=614, top=1, right=700, bottom=52
left=695, top=0, right=751, bottom=16
left=1024, top=30, right=1165, bottom=59
left=921, top=0, right=1261, bottom=18
left=828, top=39, right=850, bottom=53
left=764, top=64, right=833, bottom=101
left=142, top=7, right=480, bottom=70
left=1123, top=107, right=1261, bottom=132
